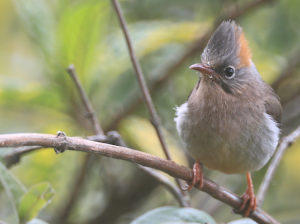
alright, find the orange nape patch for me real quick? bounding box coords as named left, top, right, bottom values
left=238, top=32, right=252, bottom=67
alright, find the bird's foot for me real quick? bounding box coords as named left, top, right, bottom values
left=235, top=172, right=257, bottom=217
left=183, top=160, right=203, bottom=191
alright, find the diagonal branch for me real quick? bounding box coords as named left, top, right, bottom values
left=66, top=64, right=104, bottom=136
left=137, top=166, right=190, bottom=207
left=106, top=0, right=273, bottom=131
left=110, top=0, right=171, bottom=161
left=257, top=125, right=300, bottom=207
left=0, top=133, right=279, bottom=224
left=271, top=48, right=300, bottom=91
left=110, top=0, right=189, bottom=199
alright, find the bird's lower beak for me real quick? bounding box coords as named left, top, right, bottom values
left=189, top=63, right=214, bottom=75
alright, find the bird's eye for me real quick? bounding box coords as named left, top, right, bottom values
left=224, top=66, right=235, bottom=79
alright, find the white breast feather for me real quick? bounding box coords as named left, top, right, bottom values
left=174, top=102, right=188, bottom=136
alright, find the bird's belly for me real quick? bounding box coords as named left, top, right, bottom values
left=186, top=133, right=254, bottom=174
left=175, top=103, right=279, bottom=174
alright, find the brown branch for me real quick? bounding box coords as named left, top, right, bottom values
left=271, top=48, right=300, bottom=91
left=3, top=131, right=189, bottom=208
left=270, top=48, right=300, bottom=108
left=257, top=125, right=300, bottom=207
left=137, top=166, right=190, bottom=207
left=110, top=0, right=189, bottom=200
left=4, top=146, right=43, bottom=168
left=0, top=133, right=279, bottom=224
left=66, top=64, right=104, bottom=136
left=106, top=0, right=272, bottom=131
left=110, top=0, right=171, bottom=160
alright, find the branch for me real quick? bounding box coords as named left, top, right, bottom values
left=137, top=166, right=190, bottom=207
left=4, top=146, right=43, bottom=168
left=0, top=133, right=279, bottom=224
left=257, top=125, right=300, bottom=206
left=271, top=48, right=300, bottom=91
left=110, top=0, right=171, bottom=161
left=3, top=131, right=189, bottom=208
left=106, top=0, right=272, bottom=131
left=66, top=64, right=104, bottom=136
left=110, top=0, right=188, bottom=200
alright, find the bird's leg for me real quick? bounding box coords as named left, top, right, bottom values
left=183, top=160, right=203, bottom=191
left=238, top=172, right=257, bottom=216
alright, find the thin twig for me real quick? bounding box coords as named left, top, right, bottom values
left=106, top=0, right=272, bottom=131
left=271, top=48, right=300, bottom=91
left=0, top=133, right=280, bottom=224
left=60, top=64, right=105, bottom=223
left=257, top=125, right=300, bottom=207
left=110, top=0, right=171, bottom=160
left=137, top=166, right=190, bottom=207
left=110, top=0, right=189, bottom=200
left=66, top=64, right=104, bottom=136
left=4, top=146, right=42, bottom=168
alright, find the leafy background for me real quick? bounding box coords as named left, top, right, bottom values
left=0, top=0, right=300, bottom=223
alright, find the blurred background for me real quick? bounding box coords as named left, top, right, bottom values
left=0, top=0, right=300, bottom=223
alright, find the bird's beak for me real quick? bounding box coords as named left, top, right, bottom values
left=189, top=63, right=214, bottom=75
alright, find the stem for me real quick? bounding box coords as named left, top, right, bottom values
left=66, top=64, right=104, bottom=136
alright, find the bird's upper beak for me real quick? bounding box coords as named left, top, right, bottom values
left=189, top=63, right=214, bottom=75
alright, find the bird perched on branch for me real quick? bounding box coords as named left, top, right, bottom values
left=174, top=20, right=281, bottom=216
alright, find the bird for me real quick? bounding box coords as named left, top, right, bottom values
left=174, top=20, right=282, bottom=217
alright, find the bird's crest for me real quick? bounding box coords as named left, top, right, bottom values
left=237, top=31, right=252, bottom=67
left=202, top=20, right=252, bottom=68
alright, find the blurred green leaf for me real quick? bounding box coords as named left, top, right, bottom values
left=131, top=206, right=217, bottom=224
left=18, top=182, right=55, bottom=224
left=0, top=161, right=26, bottom=204
left=0, top=162, right=26, bottom=223
left=13, top=0, right=55, bottom=56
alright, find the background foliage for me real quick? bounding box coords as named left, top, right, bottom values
left=0, top=0, right=300, bottom=223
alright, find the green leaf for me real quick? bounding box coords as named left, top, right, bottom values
left=26, top=218, right=49, bottom=224
left=0, top=162, right=26, bottom=223
left=18, top=182, right=55, bottom=224
left=131, top=206, right=217, bottom=224
left=0, top=161, right=26, bottom=222
left=13, top=0, right=55, bottom=56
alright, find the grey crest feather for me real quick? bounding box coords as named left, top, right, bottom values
left=202, top=20, right=242, bottom=68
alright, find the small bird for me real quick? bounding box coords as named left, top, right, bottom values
left=174, top=20, right=281, bottom=216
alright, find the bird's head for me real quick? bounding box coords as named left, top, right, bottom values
left=190, top=20, right=255, bottom=95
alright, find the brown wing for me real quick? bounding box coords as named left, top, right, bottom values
left=262, top=81, right=282, bottom=125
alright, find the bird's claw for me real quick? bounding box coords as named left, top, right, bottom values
left=235, top=172, right=257, bottom=217
left=183, top=160, right=203, bottom=191
left=239, top=188, right=257, bottom=217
